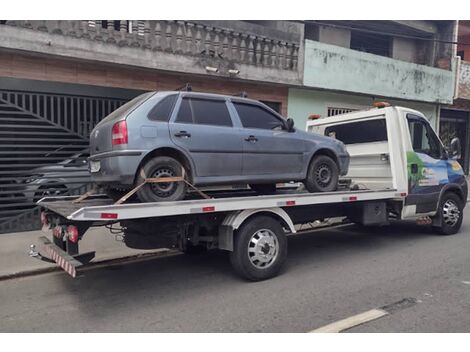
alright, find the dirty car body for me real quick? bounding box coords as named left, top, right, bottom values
left=89, top=91, right=349, bottom=194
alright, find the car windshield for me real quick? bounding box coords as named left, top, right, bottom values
left=98, top=92, right=154, bottom=125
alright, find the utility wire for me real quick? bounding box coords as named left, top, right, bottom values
left=305, top=21, right=470, bottom=46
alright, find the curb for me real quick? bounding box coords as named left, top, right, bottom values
left=0, top=249, right=180, bottom=282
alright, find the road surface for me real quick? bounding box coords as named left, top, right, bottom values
left=1, top=208, right=470, bottom=332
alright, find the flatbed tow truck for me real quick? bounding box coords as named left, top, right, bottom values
left=32, top=105, right=467, bottom=281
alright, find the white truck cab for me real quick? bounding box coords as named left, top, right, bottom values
left=307, top=104, right=467, bottom=233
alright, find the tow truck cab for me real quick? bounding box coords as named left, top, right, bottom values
left=307, top=105, right=467, bottom=230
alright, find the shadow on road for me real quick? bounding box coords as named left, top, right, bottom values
left=46, top=219, right=454, bottom=319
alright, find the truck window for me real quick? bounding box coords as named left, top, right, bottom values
left=407, top=116, right=442, bottom=159
left=324, top=119, right=387, bottom=145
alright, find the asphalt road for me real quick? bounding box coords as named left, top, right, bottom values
left=1, top=208, right=470, bottom=332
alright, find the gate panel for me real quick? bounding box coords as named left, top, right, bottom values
left=0, top=90, right=127, bottom=233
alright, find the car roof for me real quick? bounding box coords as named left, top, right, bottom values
left=156, top=90, right=263, bottom=105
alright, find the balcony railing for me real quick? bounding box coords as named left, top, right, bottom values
left=2, top=20, right=300, bottom=71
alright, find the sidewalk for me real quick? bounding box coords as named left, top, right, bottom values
left=0, top=227, right=167, bottom=278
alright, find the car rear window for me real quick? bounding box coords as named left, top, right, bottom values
left=99, top=92, right=154, bottom=125
left=324, top=119, right=388, bottom=145
left=175, top=98, right=233, bottom=127
left=147, top=94, right=177, bottom=122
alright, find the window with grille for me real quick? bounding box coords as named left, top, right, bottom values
left=327, top=107, right=358, bottom=117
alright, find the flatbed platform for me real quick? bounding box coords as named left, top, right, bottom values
left=38, top=188, right=402, bottom=222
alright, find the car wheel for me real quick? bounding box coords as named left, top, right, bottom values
left=230, top=215, right=287, bottom=281
left=136, top=156, right=187, bottom=202
left=433, top=192, right=464, bottom=236
left=249, top=184, right=277, bottom=195
left=304, top=155, right=339, bottom=193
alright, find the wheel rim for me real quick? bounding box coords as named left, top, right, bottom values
left=247, top=229, right=279, bottom=269
left=443, top=199, right=460, bottom=226
left=315, top=163, right=332, bottom=187
left=150, top=167, right=177, bottom=197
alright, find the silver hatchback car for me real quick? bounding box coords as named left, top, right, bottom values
left=89, top=91, right=349, bottom=202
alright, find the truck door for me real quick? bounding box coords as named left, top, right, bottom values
left=405, top=114, right=448, bottom=214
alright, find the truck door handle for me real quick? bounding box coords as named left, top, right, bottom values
left=174, top=131, right=191, bottom=138
left=411, top=163, right=418, bottom=174
left=244, top=135, right=258, bottom=143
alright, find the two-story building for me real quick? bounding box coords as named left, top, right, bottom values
left=439, top=20, right=470, bottom=174
left=287, top=21, right=457, bottom=133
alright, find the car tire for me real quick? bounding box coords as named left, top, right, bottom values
left=230, top=215, right=287, bottom=281
left=136, top=156, right=187, bottom=202
left=249, top=184, right=277, bottom=195
left=432, top=192, right=464, bottom=236
left=304, top=155, right=339, bottom=193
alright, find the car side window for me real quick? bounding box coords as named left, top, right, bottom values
left=175, top=98, right=193, bottom=123
left=407, top=116, right=442, bottom=159
left=147, top=94, right=177, bottom=122
left=191, top=99, right=233, bottom=127
left=175, top=98, right=233, bottom=127
left=233, top=102, right=285, bottom=130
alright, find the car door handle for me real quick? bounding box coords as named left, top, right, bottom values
left=174, top=131, right=191, bottom=138
left=244, top=135, right=258, bottom=143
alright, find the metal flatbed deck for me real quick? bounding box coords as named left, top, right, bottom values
left=38, top=188, right=403, bottom=222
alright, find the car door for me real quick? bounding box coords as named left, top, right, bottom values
left=169, top=96, right=243, bottom=178
left=232, top=101, right=304, bottom=176
left=406, top=114, right=448, bottom=214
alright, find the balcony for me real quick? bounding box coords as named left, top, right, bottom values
left=0, top=20, right=302, bottom=85
left=303, top=40, right=456, bottom=104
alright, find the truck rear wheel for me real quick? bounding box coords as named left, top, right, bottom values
left=433, top=192, right=464, bottom=236
left=230, top=215, right=287, bottom=281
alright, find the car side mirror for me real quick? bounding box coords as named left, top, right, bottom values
left=286, top=118, right=295, bottom=132
left=448, top=137, right=462, bottom=160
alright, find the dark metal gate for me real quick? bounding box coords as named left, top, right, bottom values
left=0, top=90, right=126, bottom=233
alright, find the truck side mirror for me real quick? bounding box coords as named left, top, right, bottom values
left=449, top=137, right=462, bottom=160
left=286, top=118, right=295, bottom=132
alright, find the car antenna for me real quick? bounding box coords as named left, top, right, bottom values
left=233, top=91, right=248, bottom=98
left=176, top=83, right=192, bottom=92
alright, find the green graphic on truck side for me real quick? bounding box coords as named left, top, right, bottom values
left=406, top=151, right=425, bottom=187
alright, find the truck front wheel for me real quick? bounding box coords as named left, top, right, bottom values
left=433, top=192, right=464, bottom=235
left=230, top=215, right=287, bottom=281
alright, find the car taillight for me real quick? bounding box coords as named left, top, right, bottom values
left=112, top=120, right=128, bottom=145
left=67, top=225, right=79, bottom=243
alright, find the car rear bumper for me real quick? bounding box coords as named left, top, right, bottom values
left=89, top=150, right=144, bottom=186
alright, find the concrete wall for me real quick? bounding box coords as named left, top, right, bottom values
left=287, top=88, right=440, bottom=131
left=303, top=39, right=456, bottom=104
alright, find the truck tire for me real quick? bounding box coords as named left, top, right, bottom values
left=433, top=192, right=464, bottom=236
left=136, top=156, right=187, bottom=202
left=230, top=215, right=287, bottom=281
left=304, top=155, right=339, bottom=193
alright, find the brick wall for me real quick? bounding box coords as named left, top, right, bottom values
left=0, top=51, right=289, bottom=115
